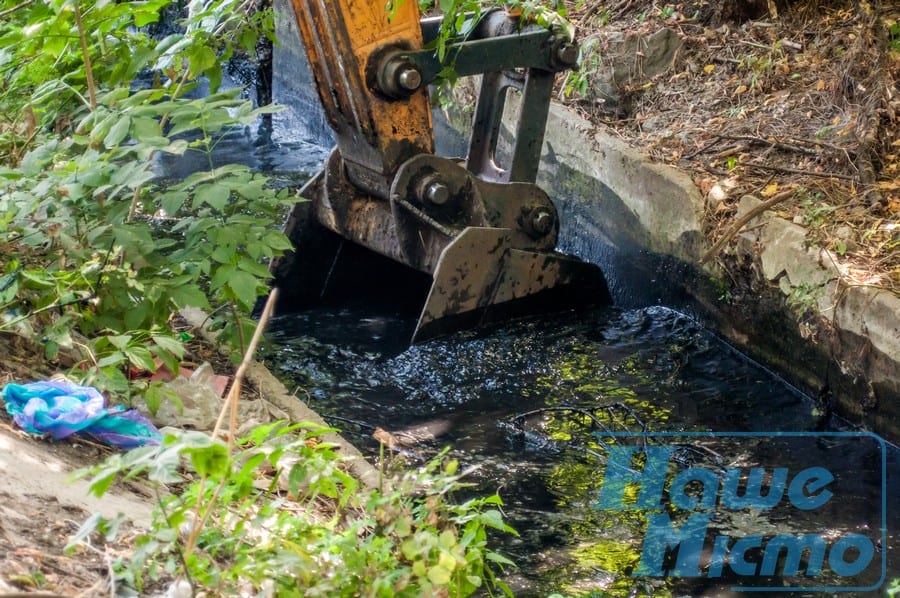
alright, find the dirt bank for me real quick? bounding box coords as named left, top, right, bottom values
left=564, top=0, right=898, bottom=288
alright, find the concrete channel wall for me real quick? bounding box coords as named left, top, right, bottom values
left=507, top=99, right=900, bottom=442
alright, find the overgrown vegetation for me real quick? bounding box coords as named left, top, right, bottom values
left=1, top=1, right=521, bottom=594
left=74, top=422, right=516, bottom=596
left=0, top=0, right=289, bottom=406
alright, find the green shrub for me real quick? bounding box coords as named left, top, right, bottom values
left=0, top=0, right=289, bottom=401
left=74, top=422, right=517, bottom=596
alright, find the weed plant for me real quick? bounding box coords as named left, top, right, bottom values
left=2, top=1, right=519, bottom=594
left=74, top=422, right=517, bottom=596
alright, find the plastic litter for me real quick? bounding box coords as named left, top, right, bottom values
left=1, top=380, right=161, bottom=449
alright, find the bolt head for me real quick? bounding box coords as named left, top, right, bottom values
left=424, top=181, right=450, bottom=205
left=398, top=67, right=422, bottom=91
left=531, top=210, right=554, bottom=235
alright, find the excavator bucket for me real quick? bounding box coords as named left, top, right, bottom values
left=414, top=228, right=608, bottom=342
left=274, top=1, right=610, bottom=342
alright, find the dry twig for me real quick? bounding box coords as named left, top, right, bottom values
left=700, top=188, right=796, bottom=264
left=741, top=162, right=857, bottom=180
left=184, top=289, right=280, bottom=561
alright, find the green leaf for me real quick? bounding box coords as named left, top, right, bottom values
left=211, top=244, right=235, bottom=264
left=151, top=335, right=184, bottom=359
left=237, top=256, right=271, bottom=279
left=142, top=382, right=165, bottom=416
left=163, top=140, right=189, bottom=155
left=0, top=276, right=18, bottom=305
left=108, top=334, right=133, bottom=350
left=439, top=529, right=457, bottom=549
left=133, top=6, right=161, bottom=27
left=153, top=346, right=180, bottom=376
left=210, top=265, right=236, bottom=291
left=188, top=45, right=217, bottom=77
left=124, top=301, right=153, bottom=330
left=206, top=63, right=223, bottom=93
left=485, top=551, right=516, bottom=566
left=125, top=345, right=157, bottom=372
left=427, top=564, right=452, bottom=585
left=170, top=285, right=210, bottom=309
left=479, top=509, right=517, bottom=534
left=401, top=538, right=422, bottom=561
left=263, top=230, right=294, bottom=252
left=97, top=352, right=126, bottom=368
left=99, top=366, right=130, bottom=393
left=225, top=269, right=260, bottom=310
left=131, top=117, right=161, bottom=141
left=288, top=462, right=308, bottom=496
left=194, top=183, right=230, bottom=211
left=104, top=116, right=132, bottom=148
left=160, top=190, right=187, bottom=216
left=65, top=512, right=104, bottom=552
left=187, top=443, right=230, bottom=477
left=88, top=469, right=119, bottom=499
left=148, top=445, right=184, bottom=484
left=20, top=269, right=54, bottom=288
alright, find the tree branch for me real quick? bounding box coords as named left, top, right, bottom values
left=0, top=0, right=34, bottom=19
left=73, top=1, right=97, bottom=111
left=700, top=188, right=796, bottom=265
left=741, top=162, right=856, bottom=180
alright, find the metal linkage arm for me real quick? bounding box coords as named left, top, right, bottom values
left=282, top=3, right=609, bottom=342
left=371, top=10, right=578, bottom=185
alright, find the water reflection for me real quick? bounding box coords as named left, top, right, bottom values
left=152, top=121, right=328, bottom=181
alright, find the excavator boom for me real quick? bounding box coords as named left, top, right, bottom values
left=276, top=1, right=611, bottom=341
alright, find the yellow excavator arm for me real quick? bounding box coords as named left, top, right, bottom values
left=290, top=0, right=433, bottom=197
left=277, top=1, right=610, bottom=341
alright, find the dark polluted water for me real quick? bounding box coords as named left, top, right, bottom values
left=149, top=97, right=897, bottom=595
left=262, top=303, right=898, bottom=597
left=172, top=69, right=896, bottom=594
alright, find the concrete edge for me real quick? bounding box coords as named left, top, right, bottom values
left=179, top=307, right=383, bottom=490
left=524, top=100, right=900, bottom=438
left=736, top=195, right=900, bottom=365
left=545, top=103, right=709, bottom=264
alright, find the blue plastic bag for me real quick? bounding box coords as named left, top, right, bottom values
left=2, top=380, right=161, bottom=449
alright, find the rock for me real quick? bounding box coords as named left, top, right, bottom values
left=735, top=194, right=774, bottom=235
left=835, top=287, right=900, bottom=363
left=164, top=579, right=192, bottom=598
left=757, top=218, right=841, bottom=318
left=583, top=28, right=683, bottom=109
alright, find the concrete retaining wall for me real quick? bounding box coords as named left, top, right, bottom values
left=502, top=98, right=900, bottom=442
